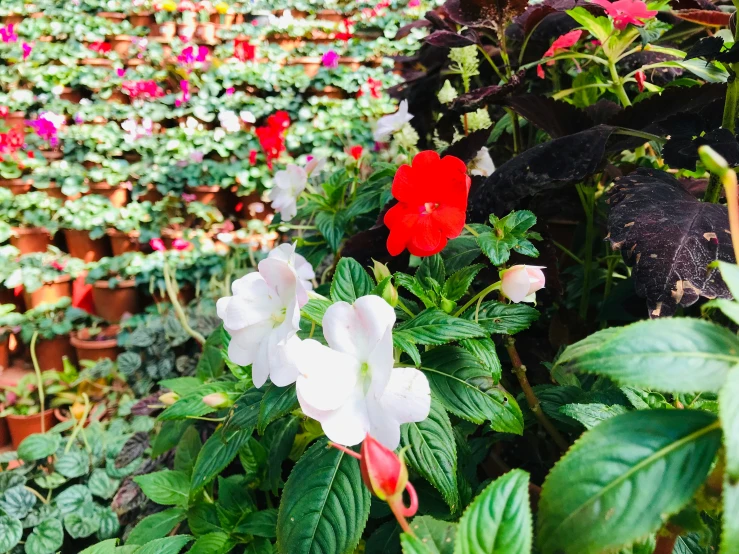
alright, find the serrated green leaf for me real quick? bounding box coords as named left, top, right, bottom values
left=554, top=319, right=739, bottom=393
left=477, top=233, right=516, bottom=266
left=191, top=427, right=252, bottom=492
left=301, top=298, right=332, bottom=325
left=196, top=330, right=225, bottom=381
left=393, top=333, right=421, bottom=366
left=277, top=438, right=370, bottom=554
left=401, top=532, right=435, bottom=554
left=159, top=383, right=238, bottom=421
left=559, top=403, right=631, bottom=429
left=459, top=338, right=501, bottom=383
left=133, top=535, right=193, bottom=554
left=236, top=509, right=278, bottom=538
left=461, top=301, right=539, bottom=335
left=720, top=367, right=739, bottom=478
left=442, top=265, right=484, bottom=303
left=259, top=384, right=299, bottom=435
left=25, top=518, right=64, bottom=554
left=134, top=470, right=190, bottom=506
left=188, top=532, right=235, bottom=554
left=442, top=236, right=481, bottom=274
left=264, top=416, right=300, bottom=492
left=395, top=273, right=434, bottom=308
left=126, top=508, right=187, bottom=545
left=158, top=377, right=203, bottom=396
left=64, top=512, right=101, bottom=538
left=418, top=255, right=446, bottom=287
left=366, top=521, right=401, bottom=554
left=79, top=539, right=118, bottom=554
left=245, top=537, right=274, bottom=554
left=401, top=400, right=459, bottom=511
left=330, top=257, right=374, bottom=303
left=454, top=469, right=531, bottom=554
left=316, top=210, right=346, bottom=252
left=397, top=309, right=487, bottom=346
left=174, top=426, right=202, bottom=475
left=222, top=388, right=263, bottom=435
left=151, top=420, right=192, bottom=458
left=421, top=346, right=524, bottom=434
left=538, top=410, right=722, bottom=554
left=0, top=515, right=22, bottom=552
left=17, top=433, right=61, bottom=462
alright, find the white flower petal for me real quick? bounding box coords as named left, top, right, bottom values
left=377, top=367, right=431, bottom=425
left=295, top=339, right=359, bottom=412
left=270, top=335, right=302, bottom=387
left=322, top=295, right=396, bottom=362
left=314, top=389, right=370, bottom=447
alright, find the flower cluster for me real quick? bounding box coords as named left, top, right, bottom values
left=322, top=50, right=339, bottom=68
left=256, top=111, right=291, bottom=169
left=591, top=0, right=657, bottom=30
left=122, top=80, right=165, bottom=101
left=29, top=112, right=64, bottom=147
left=234, top=38, right=256, bottom=62
left=0, top=125, right=25, bottom=157
left=121, top=117, right=153, bottom=144
left=537, top=30, right=582, bottom=79
left=89, top=41, right=112, bottom=54
left=175, top=80, right=191, bottom=107
left=178, top=44, right=208, bottom=66
left=0, top=24, right=17, bottom=43
left=358, top=77, right=383, bottom=99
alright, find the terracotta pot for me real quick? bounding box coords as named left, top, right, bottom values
left=310, top=86, right=347, bottom=99
left=134, top=185, right=162, bottom=203
left=40, top=184, right=76, bottom=201
left=10, top=227, right=52, bottom=254
left=271, top=35, right=304, bottom=51
left=70, top=325, right=119, bottom=362
left=60, top=87, right=83, bottom=103
left=195, top=22, right=216, bottom=42
left=87, top=183, right=128, bottom=208
left=0, top=287, right=24, bottom=314
left=92, top=280, right=140, bottom=323
left=79, top=58, right=112, bottom=67
left=6, top=409, right=56, bottom=450
left=63, top=229, right=111, bottom=262
left=4, top=15, right=23, bottom=26
left=151, top=284, right=195, bottom=305
left=0, top=335, right=9, bottom=370
left=316, top=9, right=345, bottom=22
left=107, top=229, right=141, bottom=256
left=339, top=57, right=363, bottom=71
left=41, top=150, right=63, bottom=162
left=154, top=21, right=176, bottom=39
left=289, top=57, right=321, bottom=77
left=187, top=185, right=230, bottom=212
left=239, top=191, right=273, bottom=222
left=23, top=275, right=73, bottom=309
left=0, top=177, right=32, bottom=194
left=110, top=35, right=132, bottom=57
left=5, top=112, right=26, bottom=128
left=129, top=12, right=154, bottom=28
left=0, top=417, right=9, bottom=448
left=35, top=335, right=76, bottom=372
left=98, top=11, right=126, bottom=22
left=210, top=13, right=234, bottom=26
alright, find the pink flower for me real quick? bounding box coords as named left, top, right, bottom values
left=196, top=45, right=208, bottom=62
left=322, top=50, right=340, bottom=68
left=149, top=238, right=166, bottom=251
left=22, top=42, right=32, bottom=60
left=635, top=70, right=646, bottom=92
left=0, top=24, right=17, bottom=43
left=175, top=80, right=190, bottom=107
left=29, top=113, right=62, bottom=147
left=178, top=45, right=196, bottom=64
left=190, top=150, right=204, bottom=163
left=172, top=238, right=191, bottom=250
left=51, top=260, right=66, bottom=271
left=226, top=87, right=235, bottom=95
left=590, top=0, right=657, bottom=30
left=538, top=30, right=581, bottom=78
left=116, top=68, right=126, bottom=77
left=408, top=0, right=420, bottom=6
left=5, top=390, right=17, bottom=405
left=182, top=192, right=197, bottom=202
left=501, top=265, right=546, bottom=303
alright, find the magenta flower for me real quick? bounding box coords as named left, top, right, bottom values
left=408, top=0, right=420, bottom=6
left=226, top=87, right=235, bottom=96
left=29, top=113, right=62, bottom=147
left=149, top=238, right=166, bottom=251
left=322, top=50, right=340, bottom=68
left=172, top=238, right=191, bottom=250
left=590, top=0, right=657, bottom=29
left=182, top=193, right=197, bottom=202
left=196, top=45, right=208, bottom=62
left=22, top=42, right=32, bottom=60
left=0, top=24, right=17, bottom=43
left=116, top=68, right=126, bottom=77
left=175, top=80, right=190, bottom=107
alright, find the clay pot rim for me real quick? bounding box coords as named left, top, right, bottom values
left=106, top=228, right=140, bottom=238
left=70, top=325, right=120, bottom=349
left=89, top=182, right=122, bottom=190
left=188, top=185, right=222, bottom=192
left=0, top=177, right=33, bottom=185
left=93, top=279, right=137, bottom=289
left=6, top=407, right=55, bottom=422
left=11, top=226, right=50, bottom=236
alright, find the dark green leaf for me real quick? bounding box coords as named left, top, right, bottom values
left=441, top=236, right=481, bottom=273
left=151, top=421, right=192, bottom=458
left=418, top=255, right=446, bottom=287
left=442, top=265, right=484, bottom=303
left=316, top=210, right=346, bottom=252
left=133, top=535, right=193, bottom=554
left=301, top=299, right=333, bottom=326
left=134, top=470, right=190, bottom=507
left=191, top=427, right=252, bottom=492
left=196, top=330, right=225, bottom=381
left=126, top=508, right=187, bottom=545
left=330, top=258, right=374, bottom=303
left=559, top=403, right=630, bottom=429
left=259, top=384, right=299, bottom=435
left=410, top=516, right=456, bottom=553
left=189, top=532, right=234, bottom=554
left=459, top=338, right=502, bottom=383
left=461, top=301, right=540, bottom=335
left=396, top=309, right=487, bottom=346
left=236, top=509, right=278, bottom=538
left=222, top=388, right=263, bottom=435
left=393, top=333, right=421, bottom=366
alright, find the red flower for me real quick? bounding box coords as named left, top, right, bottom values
left=249, top=149, right=258, bottom=165
left=267, top=111, right=290, bottom=131
left=349, top=145, right=363, bottom=160
left=537, top=30, right=581, bottom=78
left=0, top=106, right=7, bottom=118
left=590, top=0, right=657, bottom=30
left=89, top=41, right=111, bottom=54
left=234, top=38, right=256, bottom=62
left=384, top=150, right=470, bottom=257
left=635, top=69, right=646, bottom=92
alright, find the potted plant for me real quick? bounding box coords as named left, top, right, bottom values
left=14, top=247, right=85, bottom=309
left=0, top=145, right=42, bottom=194
left=153, top=0, right=177, bottom=39
left=106, top=200, right=152, bottom=255
left=0, top=371, right=65, bottom=448
left=85, top=160, right=133, bottom=207
left=0, top=244, right=22, bottom=310
left=1, top=191, right=62, bottom=254
left=0, top=303, right=22, bottom=370
left=58, top=195, right=116, bottom=262
left=85, top=251, right=146, bottom=322
left=70, top=323, right=121, bottom=363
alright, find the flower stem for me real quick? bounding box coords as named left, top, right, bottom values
left=453, top=281, right=501, bottom=317
left=163, top=262, right=206, bottom=345
left=29, top=331, right=46, bottom=434
left=607, top=60, right=631, bottom=107
left=396, top=298, right=416, bottom=318
left=505, top=336, right=569, bottom=452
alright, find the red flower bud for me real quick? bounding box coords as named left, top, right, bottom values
left=360, top=435, right=408, bottom=500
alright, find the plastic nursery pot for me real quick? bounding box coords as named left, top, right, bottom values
left=195, top=22, right=216, bottom=42
left=35, top=335, right=76, bottom=372
left=6, top=112, right=26, bottom=128
left=63, top=229, right=111, bottom=262
left=110, top=35, right=133, bottom=56
left=70, top=325, right=120, bottom=363
left=128, top=12, right=154, bottom=28
left=187, top=185, right=231, bottom=213
left=0, top=177, right=33, bottom=194
left=107, top=229, right=142, bottom=256
left=92, top=280, right=140, bottom=323
left=79, top=58, right=113, bottom=67
left=6, top=409, right=56, bottom=450
left=151, top=284, right=195, bottom=306
left=41, top=150, right=63, bottom=162
left=88, top=182, right=129, bottom=208
left=60, top=87, right=83, bottom=103
left=10, top=227, right=52, bottom=254
left=23, top=275, right=73, bottom=309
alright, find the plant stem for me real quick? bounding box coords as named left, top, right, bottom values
left=551, top=240, right=583, bottom=264
left=607, top=60, right=631, bottom=107
left=453, top=281, right=501, bottom=317
left=29, top=331, right=46, bottom=433
left=163, top=262, right=206, bottom=345
left=505, top=337, right=569, bottom=452
left=396, top=298, right=416, bottom=318
left=577, top=184, right=595, bottom=320
left=704, top=173, right=723, bottom=204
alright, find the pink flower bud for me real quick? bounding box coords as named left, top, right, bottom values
left=202, top=392, right=231, bottom=408
left=500, top=265, right=546, bottom=303
left=158, top=392, right=179, bottom=405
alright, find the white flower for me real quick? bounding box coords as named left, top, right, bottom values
left=294, top=296, right=431, bottom=449
left=501, top=265, right=546, bottom=304
left=4, top=268, right=22, bottom=289
left=268, top=242, right=314, bottom=305
left=240, top=110, right=256, bottom=124
left=217, top=258, right=302, bottom=388
left=218, top=109, right=241, bottom=133
left=217, top=232, right=234, bottom=244
left=470, top=147, right=495, bottom=177
left=267, top=164, right=307, bottom=222
left=305, top=156, right=326, bottom=177
left=213, top=128, right=226, bottom=141
left=373, top=100, right=414, bottom=142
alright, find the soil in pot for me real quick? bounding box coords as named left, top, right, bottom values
left=70, top=325, right=120, bottom=363
left=92, top=280, right=140, bottom=323
left=6, top=409, right=56, bottom=450
left=107, top=229, right=142, bottom=256
left=0, top=177, right=32, bottom=194
left=88, top=183, right=129, bottom=208
left=63, top=229, right=111, bottom=262
left=23, top=275, right=73, bottom=309
left=35, top=334, right=76, bottom=372
left=10, top=227, right=52, bottom=254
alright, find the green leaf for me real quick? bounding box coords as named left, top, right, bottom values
left=79, top=539, right=118, bottom=554
left=174, top=426, right=202, bottom=475
left=401, top=400, right=459, bottom=511
left=442, top=265, right=484, bottom=303
left=567, top=6, right=613, bottom=42
left=302, top=298, right=332, bottom=325
left=217, top=475, right=256, bottom=532
left=0, top=515, right=22, bottom=552
left=159, top=377, right=204, bottom=397
left=188, top=532, right=235, bottom=554
left=132, top=535, right=193, bottom=554
left=537, top=410, right=722, bottom=554
left=222, top=388, right=263, bottom=435
left=88, top=468, right=121, bottom=499
left=418, top=255, right=446, bottom=286
left=159, top=383, right=238, bottom=421
left=461, top=301, right=540, bottom=335
left=316, top=210, right=346, bottom=252
left=134, top=470, right=190, bottom=507
left=64, top=512, right=101, bottom=538
left=245, top=537, right=274, bottom=554
left=454, top=469, right=531, bottom=554
left=476, top=233, right=516, bottom=266
left=25, top=518, right=64, bottom=554
left=126, top=508, right=187, bottom=545
left=264, top=416, right=300, bottom=492
left=718, top=261, right=739, bottom=298
left=393, top=333, right=422, bottom=366
left=459, top=338, right=502, bottom=383
left=559, top=403, right=631, bottom=429
left=722, top=476, right=739, bottom=554
left=672, top=59, right=728, bottom=83
left=55, top=484, right=92, bottom=515
left=191, top=427, right=252, bottom=492
left=97, top=506, right=120, bottom=540
left=55, top=450, right=89, bottom=478
left=0, top=485, right=36, bottom=519
left=196, top=330, right=225, bottom=381
left=442, top=236, right=481, bottom=274
left=410, top=516, right=457, bottom=554
left=34, top=471, right=67, bottom=490
left=330, top=257, right=374, bottom=303
left=421, top=346, right=524, bottom=435
left=277, top=438, right=370, bottom=554
left=259, top=383, right=299, bottom=434
left=237, top=509, right=278, bottom=538
left=396, top=309, right=487, bottom=346
left=151, top=420, right=192, bottom=457
left=366, top=521, right=401, bottom=554
left=553, top=319, right=739, bottom=393
left=401, top=533, right=436, bottom=554
left=17, top=433, right=61, bottom=462
left=720, top=367, right=739, bottom=478
left=395, top=273, right=434, bottom=308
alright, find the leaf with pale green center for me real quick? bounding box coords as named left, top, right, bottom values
left=0, top=515, right=22, bottom=552
left=17, top=433, right=61, bottom=462
left=96, top=506, right=120, bottom=540
left=0, top=484, right=36, bottom=519
left=55, top=484, right=92, bottom=515
left=25, top=518, right=64, bottom=554
left=55, top=450, right=89, bottom=478
left=88, top=469, right=120, bottom=499
left=126, top=507, right=186, bottom=545
left=64, top=512, right=101, bottom=538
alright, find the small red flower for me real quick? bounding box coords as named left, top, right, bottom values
left=590, top=0, right=657, bottom=30
left=149, top=238, right=166, bottom=251
left=384, top=150, right=470, bottom=257
left=537, top=30, right=581, bottom=78
left=635, top=69, right=646, bottom=92
left=89, top=41, right=111, bottom=54
left=267, top=111, right=291, bottom=131
left=249, top=149, right=258, bottom=165
left=349, top=145, right=363, bottom=160
left=0, top=106, right=8, bottom=118
left=234, top=38, right=256, bottom=62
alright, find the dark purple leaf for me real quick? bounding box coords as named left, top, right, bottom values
left=468, top=125, right=616, bottom=219
left=116, top=432, right=150, bottom=468
left=673, top=9, right=731, bottom=26
left=607, top=168, right=734, bottom=317
left=445, top=0, right=529, bottom=28
left=670, top=0, right=719, bottom=10
left=506, top=95, right=594, bottom=138
left=618, top=51, right=683, bottom=86
left=664, top=128, right=739, bottom=170
left=684, top=36, right=724, bottom=61
left=130, top=394, right=161, bottom=416
left=441, top=128, right=493, bottom=163
left=515, top=0, right=578, bottom=35
left=716, top=42, right=739, bottom=64
left=425, top=30, right=478, bottom=47
left=112, top=478, right=146, bottom=516
left=583, top=100, right=623, bottom=124
left=395, top=19, right=432, bottom=40
left=451, top=70, right=526, bottom=111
